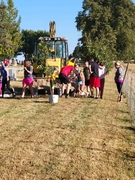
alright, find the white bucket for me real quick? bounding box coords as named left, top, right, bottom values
left=49, top=95, right=58, bottom=103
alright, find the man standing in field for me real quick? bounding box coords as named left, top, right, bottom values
left=89, top=57, right=100, bottom=99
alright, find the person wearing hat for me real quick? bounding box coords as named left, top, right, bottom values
left=114, top=62, right=123, bottom=102
left=59, top=57, right=76, bottom=98
left=0, top=59, right=16, bottom=98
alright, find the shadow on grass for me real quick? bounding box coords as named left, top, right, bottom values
left=118, top=109, right=131, bottom=114
left=122, top=151, right=135, bottom=160
left=33, top=100, right=50, bottom=104
left=123, top=126, right=135, bottom=134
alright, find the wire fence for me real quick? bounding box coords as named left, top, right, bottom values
left=122, top=66, right=135, bottom=123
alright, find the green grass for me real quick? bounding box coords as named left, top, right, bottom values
left=0, top=69, right=135, bottom=180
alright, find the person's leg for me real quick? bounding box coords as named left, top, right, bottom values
left=66, top=83, right=71, bottom=97
left=60, top=74, right=71, bottom=98
left=100, top=78, right=105, bottom=98
left=86, top=80, right=90, bottom=93
left=59, top=74, right=66, bottom=96
left=95, top=78, right=100, bottom=98
left=29, top=84, right=34, bottom=98
left=80, top=81, right=83, bottom=92
left=95, top=87, right=99, bottom=98
left=76, top=82, right=80, bottom=96
left=90, top=86, right=94, bottom=97
left=0, top=83, right=2, bottom=94
left=22, top=84, right=27, bottom=98
left=86, top=85, right=88, bottom=93
left=119, top=83, right=123, bottom=102
left=61, top=83, right=65, bottom=95
left=2, top=79, right=6, bottom=97
left=85, top=85, right=90, bottom=97
left=77, top=84, right=81, bottom=94
left=116, top=82, right=122, bottom=102
left=6, top=77, right=15, bottom=96
left=50, top=80, right=54, bottom=94
left=90, top=77, right=94, bottom=97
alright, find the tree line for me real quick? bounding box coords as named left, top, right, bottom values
left=73, top=0, right=135, bottom=70
left=0, top=0, right=49, bottom=60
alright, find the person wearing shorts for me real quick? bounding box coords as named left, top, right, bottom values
left=22, top=60, right=34, bottom=98
left=89, top=58, right=100, bottom=99
left=59, top=64, right=75, bottom=98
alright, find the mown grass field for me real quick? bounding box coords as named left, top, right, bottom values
left=0, top=67, right=135, bottom=180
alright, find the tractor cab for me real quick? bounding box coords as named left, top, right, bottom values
left=33, top=21, right=69, bottom=76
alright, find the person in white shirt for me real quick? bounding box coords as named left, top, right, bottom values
left=98, top=62, right=106, bottom=99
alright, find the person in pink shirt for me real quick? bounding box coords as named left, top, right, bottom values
left=59, top=64, right=75, bottom=98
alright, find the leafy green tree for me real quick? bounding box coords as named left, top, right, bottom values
left=75, top=0, right=135, bottom=68
left=111, top=0, right=135, bottom=60
left=73, top=42, right=82, bottom=59
left=0, top=1, right=7, bottom=59
left=0, top=0, right=22, bottom=59
left=20, top=30, right=49, bottom=58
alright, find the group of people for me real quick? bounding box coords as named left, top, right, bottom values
left=58, top=57, right=107, bottom=99
left=0, top=58, right=124, bottom=101
left=0, top=59, right=34, bottom=98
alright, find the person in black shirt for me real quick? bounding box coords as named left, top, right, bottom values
left=83, top=61, right=90, bottom=95
left=89, top=58, right=100, bottom=99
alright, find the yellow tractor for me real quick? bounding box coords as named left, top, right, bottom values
left=33, top=21, right=70, bottom=76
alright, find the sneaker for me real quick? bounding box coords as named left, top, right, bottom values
left=80, top=91, right=85, bottom=96
left=95, top=96, right=98, bottom=99
left=65, top=94, right=70, bottom=98
left=17, top=96, right=24, bottom=100
left=60, top=94, right=65, bottom=98
left=90, top=95, right=94, bottom=98
left=12, top=93, right=16, bottom=98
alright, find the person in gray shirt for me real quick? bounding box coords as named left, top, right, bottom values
left=22, top=60, right=34, bottom=98
left=114, top=62, right=123, bottom=102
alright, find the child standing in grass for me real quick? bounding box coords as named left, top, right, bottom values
left=22, top=60, right=34, bottom=98
left=80, top=70, right=85, bottom=93
left=74, top=64, right=84, bottom=96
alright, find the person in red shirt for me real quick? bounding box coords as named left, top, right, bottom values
left=59, top=64, right=75, bottom=98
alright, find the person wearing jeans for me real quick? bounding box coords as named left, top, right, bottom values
left=0, top=60, right=16, bottom=98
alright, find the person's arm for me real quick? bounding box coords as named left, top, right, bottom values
left=4, top=67, right=9, bottom=80
left=89, top=64, right=93, bottom=74
left=24, top=66, right=32, bottom=74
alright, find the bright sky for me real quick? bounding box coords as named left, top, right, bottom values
left=9, top=0, right=83, bottom=55
left=4, top=0, right=135, bottom=54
